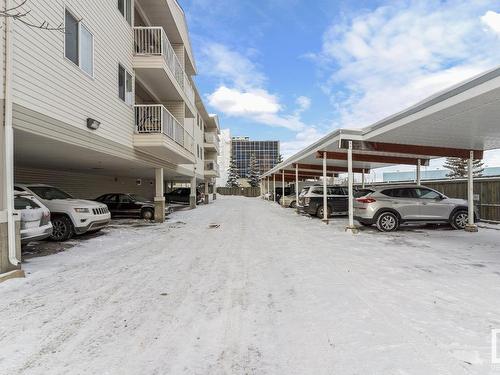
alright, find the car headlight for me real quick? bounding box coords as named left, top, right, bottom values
left=74, top=208, right=90, bottom=213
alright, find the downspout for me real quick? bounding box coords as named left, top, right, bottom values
left=4, top=0, right=19, bottom=266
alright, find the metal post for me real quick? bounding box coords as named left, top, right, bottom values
left=322, top=152, right=328, bottom=224
left=295, top=164, right=299, bottom=213
left=416, top=159, right=421, bottom=186
left=273, top=174, right=276, bottom=202
left=267, top=177, right=270, bottom=200
left=282, top=169, right=285, bottom=207
left=361, top=169, right=365, bottom=189
left=465, top=151, right=478, bottom=232
left=346, top=141, right=357, bottom=233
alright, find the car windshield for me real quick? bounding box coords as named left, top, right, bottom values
left=130, top=194, right=149, bottom=202
left=29, top=186, right=73, bottom=200
left=14, top=197, right=40, bottom=210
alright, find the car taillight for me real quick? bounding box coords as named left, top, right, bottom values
left=356, top=197, right=376, bottom=204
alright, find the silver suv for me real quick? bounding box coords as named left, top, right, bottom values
left=354, top=185, right=478, bottom=232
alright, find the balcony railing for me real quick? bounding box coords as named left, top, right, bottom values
left=133, top=27, right=195, bottom=106
left=204, top=132, right=219, bottom=144
left=205, top=160, right=219, bottom=172
left=135, top=104, right=194, bottom=154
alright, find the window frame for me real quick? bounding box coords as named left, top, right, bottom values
left=118, top=63, right=134, bottom=105
left=64, top=7, right=94, bottom=78
left=117, top=0, right=132, bottom=25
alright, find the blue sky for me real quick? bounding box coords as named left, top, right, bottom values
left=181, top=0, right=500, bottom=169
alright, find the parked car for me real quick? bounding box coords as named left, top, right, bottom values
left=279, top=194, right=298, bottom=208
left=14, top=184, right=111, bottom=241
left=354, top=185, right=479, bottom=232
left=164, top=188, right=203, bottom=205
left=301, top=186, right=349, bottom=218
left=297, top=186, right=312, bottom=208
left=95, top=193, right=171, bottom=220
left=14, top=192, right=52, bottom=245
left=274, top=187, right=292, bottom=204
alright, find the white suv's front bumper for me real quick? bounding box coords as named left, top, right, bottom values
left=74, top=212, right=111, bottom=234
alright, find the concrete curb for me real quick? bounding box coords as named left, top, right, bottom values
left=0, top=269, right=25, bottom=284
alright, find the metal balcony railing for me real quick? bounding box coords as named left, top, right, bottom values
left=133, top=27, right=195, bottom=106
left=135, top=104, right=194, bottom=154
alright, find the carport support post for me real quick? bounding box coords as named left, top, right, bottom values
left=346, top=141, right=358, bottom=233
left=273, top=174, right=276, bottom=202
left=416, top=159, right=421, bottom=186
left=295, top=164, right=299, bottom=214
left=189, top=175, right=197, bottom=209
left=361, top=169, right=365, bottom=189
left=322, top=151, right=328, bottom=224
left=465, top=151, right=478, bottom=232
left=266, top=177, right=270, bottom=200
left=281, top=170, right=285, bottom=207
left=154, top=168, right=165, bottom=223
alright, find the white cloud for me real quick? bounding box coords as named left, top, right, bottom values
left=281, top=127, right=325, bottom=157
left=481, top=10, right=500, bottom=35
left=200, top=42, right=311, bottom=132
left=208, top=86, right=280, bottom=116
left=316, top=2, right=500, bottom=130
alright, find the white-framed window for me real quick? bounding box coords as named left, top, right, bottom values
left=64, top=8, right=94, bottom=77
left=118, top=64, right=133, bottom=105
left=118, top=0, right=132, bottom=25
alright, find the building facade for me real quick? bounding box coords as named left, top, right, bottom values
left=231, top=137, right=280, bottom=178
left=0, top=0, right=219, bottom=274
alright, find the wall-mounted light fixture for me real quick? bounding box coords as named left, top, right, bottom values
left=87, top=118, right=101, bottom=130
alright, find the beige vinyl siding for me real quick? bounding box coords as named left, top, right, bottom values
left=163, top=101, right=185, bottom=124
left=15, top=167, right=156, bottom=200
left=172, top=44, right=185, bottom=70
left=11, top=0, right=135, bottom=147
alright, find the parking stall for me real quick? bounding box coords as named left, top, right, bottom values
left=261, top=67, right=500, bottom=233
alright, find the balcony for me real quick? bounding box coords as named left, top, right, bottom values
left=133, top=105, right=195, bottom=164
left=204, top=159, right=220, bottom=177
left=133, top=27, right=195, bottom=115
left=204, top=132, right=220, bottom=153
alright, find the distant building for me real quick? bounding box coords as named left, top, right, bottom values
left=217, top=129, right=232, bottom=187
left=383, top=167, right=500, bottom=182
left=231, top=137, right=280, bottom=178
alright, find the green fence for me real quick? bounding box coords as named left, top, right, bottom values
left=217, top=187, right=261, bottom=197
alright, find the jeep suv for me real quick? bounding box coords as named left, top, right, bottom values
left=354, top=185, right=478, bottom=232
left=14, top=184, right=111, bottom=241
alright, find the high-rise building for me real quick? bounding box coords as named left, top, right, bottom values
left=231, top=137, right=280, bottom=178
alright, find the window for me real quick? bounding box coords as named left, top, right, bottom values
left=14, top=197, right=40, bottom=210
left=118, top=64, right=133, bottom=104
left=118, top=0, right=132, bottom=24
left=382, top=188, right=417, bottom=198
left=416, top=188, right=441, bottom=199
left=65, top=9, right=94, bottom=76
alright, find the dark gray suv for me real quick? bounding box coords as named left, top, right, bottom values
left=354, top=185, right=478, bottom=232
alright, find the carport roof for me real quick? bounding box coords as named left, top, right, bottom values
left=262, top=65, right=500, bottom=178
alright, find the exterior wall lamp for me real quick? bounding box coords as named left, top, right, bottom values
left=87, top=118, right=101, bottom=130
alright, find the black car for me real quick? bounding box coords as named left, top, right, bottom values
left=95, top=193, right=156, bottom=220
left=302, top=187, right=374, bottom=218
left=164, top=188, right=203, bottom=205
left=274, top=187, right=292, bottom=203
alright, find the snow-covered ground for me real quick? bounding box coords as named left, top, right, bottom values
left=1, top=196, right=500, bottom=374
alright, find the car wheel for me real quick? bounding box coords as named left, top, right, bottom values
left=376, top=212, right=399, bottom=232
left=141, top=209, right=154, bottom=220
left=316, top=206, right=331, bottom=218
left=50, top=216, right=73, bottom=241
left=290, top=201, right=297, bottom=209
left=451, top=210, right=468, bottom=230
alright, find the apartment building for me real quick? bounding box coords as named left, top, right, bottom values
left=0, top=0, right=220, bottom=274
left=231, top=137, right=280, bottom=177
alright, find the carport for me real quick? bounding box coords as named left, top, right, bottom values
left=261, top=66, right=500, bottom=232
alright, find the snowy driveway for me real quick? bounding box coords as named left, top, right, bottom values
left=1, top=196, right=500, bottom=374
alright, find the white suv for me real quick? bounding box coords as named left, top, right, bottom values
left=14, top=184, right=111, bottom=241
